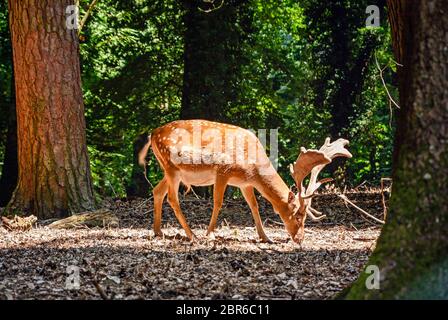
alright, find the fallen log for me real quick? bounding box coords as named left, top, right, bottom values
left=1, top=215, right=37, bottom=231
left=48, top=209, right=119, bottom=229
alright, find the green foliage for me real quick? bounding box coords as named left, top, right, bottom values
left=87, top=145, right=131, bottom=197
left=0, top=0, right=397, bottom=198
left=79, top=0, right=184, bottom=196
left=348, top=27, right=396, bottom=182
left=234, top=0, right=395, bottom=185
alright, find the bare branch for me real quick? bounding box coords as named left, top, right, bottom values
left=92, top=279, right=109, bottom=300
left=78, top=0, right=100, bottom=36
left=337, top=194, right=385, bottom=224
left=198, top=0, right=225, bottom=13
left=375, top=52, right=400, bottom=129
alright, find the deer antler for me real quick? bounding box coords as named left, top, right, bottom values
left=291, top=138, right=352, bottom=221
left=289, top=147, right=331, bottom=196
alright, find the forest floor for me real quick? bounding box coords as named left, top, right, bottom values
left=0, top=188, right=386, bottom=300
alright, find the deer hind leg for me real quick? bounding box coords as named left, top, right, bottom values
left=241, top=186, right=273, bottom=243
left=152, top=176, right=168, bottom=237
left=166, top=174, right=195, bottom=241
left=206, top=177, right=228, bottom=237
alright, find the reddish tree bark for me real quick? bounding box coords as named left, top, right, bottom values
left=7, top=0, right=96, bottom=219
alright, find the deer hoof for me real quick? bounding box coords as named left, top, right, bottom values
left=260, top=237, right=274, bottom=244
left=187, top=232, right=197, bottom=243
left=206, top=231, right=216, bottom=241
left=153, top=230, right=164, bottom=238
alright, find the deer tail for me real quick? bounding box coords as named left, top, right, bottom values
left=138, top=134, right=152, bottom=168
left=138, top=134, right=154, bottom=189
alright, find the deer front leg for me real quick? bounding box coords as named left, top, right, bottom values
left=166, top=174, right=195, bottom=241
left=241, top=186, right=273, bottom=243
left=206, top=177, right=228, bottom=238
left=152, top=176, right=168, bottom=237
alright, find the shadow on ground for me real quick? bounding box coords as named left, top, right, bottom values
left=0, top=190, right=384, bottom=300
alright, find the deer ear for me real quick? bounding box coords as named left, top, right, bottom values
left=288, top=190, right=295, bottom=203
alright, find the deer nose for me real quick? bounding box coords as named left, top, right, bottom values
left=292, top=229, right=304, bottom=244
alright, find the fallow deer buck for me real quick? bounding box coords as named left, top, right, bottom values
left=138, top=120, right=351, bottom=243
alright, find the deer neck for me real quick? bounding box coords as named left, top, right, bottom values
left=254, top=170, right=300, bottom=239
left=255, top=171, right=290, bottom=215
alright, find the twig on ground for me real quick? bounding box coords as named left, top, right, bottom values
left=190, top=187, right=201, bottom=200
left=352, top=236, right=377, bottom=241
left=135, top=197, right=153, bottom=209
left=354, top=180, right=367, bottom=190
left=337, top=194, right=385, bottom=225
left=92, top=280, right=109, bottom=300
left=258, top=247, right=283, bottom=254
left=265, top=218, right=284, bottom=226
left=143, top=209, right=154, bottom=216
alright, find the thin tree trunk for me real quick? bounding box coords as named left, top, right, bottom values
left=180, top=0, right=245, bottom=122
left=7, top=0, right=96, bottom=219
left=346, top=0, right=448, bottom=299
left=326, top=2, right=351, bottom=140
left=0, top=78, right=17, bottom=207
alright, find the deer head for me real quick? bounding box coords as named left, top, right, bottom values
left=289, top=138, right=352, bottom=242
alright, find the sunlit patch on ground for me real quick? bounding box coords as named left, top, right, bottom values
left=0, top=190, right=384, bottom=300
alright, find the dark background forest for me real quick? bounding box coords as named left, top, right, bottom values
left=0, top=0, right=396, bottom=202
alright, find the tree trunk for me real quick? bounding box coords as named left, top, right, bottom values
left=346, top=0, right=448, bottom=299
left=180, top=0, right=246, bottom=122
left=7, top=0, right=96, bottom=219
